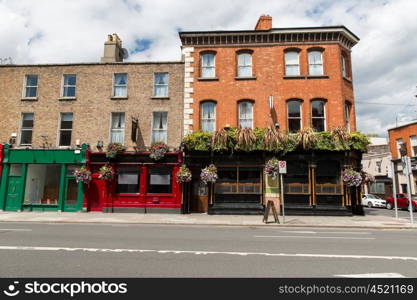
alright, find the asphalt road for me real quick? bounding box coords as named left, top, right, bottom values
left=364, top=206, right=417, bottom=219
left=0, top=222, right=416, bottom=278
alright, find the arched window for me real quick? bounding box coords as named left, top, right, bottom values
left=237, top=52, right=252, bottom=77
left=287, top=100, right=302, bottom=132
left=200, top=101, right=216, bottom=132
left=345, top=102, right=351, bottom=132
left=311, top=100, right=326, bottom=131
left=308, top=51, right=323, bottom=75
left=201, top=53, right=215, bottom=78
left=239, top=101, right=253, bottom=129
left=285, top=51, right=300, bottom=76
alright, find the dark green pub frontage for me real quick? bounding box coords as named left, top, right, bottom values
left=0, top=144, right=87, bottom=212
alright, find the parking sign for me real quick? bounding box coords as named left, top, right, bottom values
left=279, top=160, right=287, bottom=174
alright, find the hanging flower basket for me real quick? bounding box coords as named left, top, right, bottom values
left=361, top=171, right=375, bottom=185
left=342, top=168, right=362, bottom=187
left=98, top=164, right=115, bottom=181
left=200, top=164, right=218, bottom=184
left=265, top=157, right=280, bottom=179
left=149, top=142, right=169, bottom=161
left=106, top=142, right=125, bottom=158
left=73, top=166, right=91, bottom=185
left=176, top=165, right=192, bottom=183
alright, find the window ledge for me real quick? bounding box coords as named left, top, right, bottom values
left=343, top=76, right=353, bottom=83
left=283, top=75, right=306, bottom=79
left=235, top=76, right=256, bottom=81
left=111, top=96, right=128, bottom=100
left=197, top=77, right=219, bottom=81
left=151, top=96, right=170, bottom=100
left=306, top=75, right=329, bottom=79
left=59, top=97, right=76, bottom=101
left=21, top=97, right=38, bottom=101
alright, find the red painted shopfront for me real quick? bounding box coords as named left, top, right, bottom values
left=84, top=151, right=183, bottom=213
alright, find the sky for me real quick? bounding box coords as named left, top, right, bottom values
left=1, top=0, right=416, bottom=137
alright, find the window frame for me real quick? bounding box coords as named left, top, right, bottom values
left=200, top=101, right=216, bottom=133
left=396, top=138, right=404, bottom=158
left=147, top=166, right=173, bottom=194
left=200, top=52, right=216, bottom=78
left=23, top=74, right=38, bottom=98
left=238, top=100, right=254, bottom=129
left=284, top=50, right=300, bottom=76
left=19, top=112, right=34, bottom=146
left=308, top=50, right=324, bottom=76
left=61, top=74, right=77, bottom=98
left=58, top=112, right=73, bottom=147
left=153, top=72, right=169, bottom=97
left=345, top=102, right=352, bottom=133
left=237, top=52, right=253, bottom=77
left=287, top=100, right=302, bottom=133
left=151, top=111, right=168, bottom=144
left=112, top=73, right=128, bottom=98
left=109, top=112, right=126, bottom=144
left=410, top=135, right=417, bottom=157
left=116, top=165, right=141, bottom=194
left=311, top=100, right=326, bottom=132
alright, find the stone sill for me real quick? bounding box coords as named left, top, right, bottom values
left=306, top=75, right=330, bottom=79
left=235, top=76, right=257, bottom=81
left=21, top=97, right=38, bottom=101
left=111, top=96, right=128, bottom=100
left=59, top=97, right=76, bottom=101
left=197, top=77, right=219, bottom=81
left=151, top=97, right=170, bottom=100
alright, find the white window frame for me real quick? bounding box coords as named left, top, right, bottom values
left=200, top=102, right=216, bottom=133
left=58, top=112, right=73, bottom=147
left=109, top=112, right=125, bottom=144
left=238, top=101, right=254, bottom=129
left=151, top=111, right=168, bottom=144
left=153, top=72, right=169, bottom=97
left=287, top=101, right=302, bottom=132
left=23, top=74, right=38, bottom=98
left=113, top=73, right=128, bottom=98
left=61, top=74, right=77, bottom=98
left=284, top=51, right=300, bottom=76
left=311, top=100, right=326, bottom=131
left=201, top=53, right=216, bottom=78
left=396, top=138, right=404, bottom=158
left=345, top=103, right=351, bottom=133
left=308, top=51, right=324, bottom=76
left=342, top=55, right=347, bottom=78
left=237, top=53, right=252, bottom=77
left=19, top=112, right=34, bottom=146
left=410, top=135, right=417, bottom=157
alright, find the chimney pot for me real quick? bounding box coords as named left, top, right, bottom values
left=101, top=33, right=124, bottom=63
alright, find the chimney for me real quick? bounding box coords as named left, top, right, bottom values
left=101, top=33, right=124, bottom=62
left=255, top=15, right=272, bottom=31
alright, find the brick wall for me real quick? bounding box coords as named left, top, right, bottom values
left=0, top=62, right=184, bottom=151
left=388, top=122, right=417, bottom=159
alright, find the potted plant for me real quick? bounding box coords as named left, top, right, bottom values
left=73, top=166, right=92, bottom=185
left=265, top=157, right=280, bottom=179
left=200, top=164, right=218, bottom=184
left=176, top=165, right=192, bottom=183
left=98, top=164, right=115, bottom=181
left=342, top=168, right=362, bottom=187
left=106, top=142, right=125, bottom=158
left=149, top=142, right=169, bottom=161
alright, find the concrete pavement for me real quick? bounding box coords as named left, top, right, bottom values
left=0, top=209, right=416, bottom=229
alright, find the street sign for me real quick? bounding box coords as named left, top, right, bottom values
left=279, top=160, right=287, bottom=174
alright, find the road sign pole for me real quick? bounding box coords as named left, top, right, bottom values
left=391, top=161, right=398, bottom=219
left=405, top=157, right=414, bottom=224
left=280, top=173, right=285, bottom=224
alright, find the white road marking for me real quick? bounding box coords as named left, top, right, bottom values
left=335, top=273, right=406, bottom=278
left=0, top=229, right=32, bottom=232
left=280, top=231, right=372, bottom=235
left=0, top=245, right=416, bottom=262
left=254, top=235, right=375, bottom=240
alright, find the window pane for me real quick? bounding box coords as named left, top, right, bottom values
left=117, top=166, right=140, bottom=193
left=154, top=85, right=168, bottom=97
left=64, top=87, right=75, bottom=97
left=217, top=167, right=238, bottom=183
left=111, top=113, right=125, bottom=129
left=285, top=52, right=299, bottom=64
left=202, top=54, right=214, bottom=67
left=26, top=75, right=38, bottom=86
left=155, top=73, right=168, bottom=84
left=25, top=87, right=37, bottom=97
left=312, top=118, right=325, bottom=132
left=238, top=53, right=252, bottom=77
left=239, top=167, right=261, bottom=183
left=201, top=67, right=215, bottom=78
left=22, top=113, right=34, bottom=127
left=114, top=74, right=127, bottom=85
left=289, top=119, right=301, bottom=132
left=152, top=112, right=168, bottom=143
left=64, top=75, right=76, bottom=86
left=201, top=102, right=215, bottom=132
left=288, top=101, right=300, bottom=118
left=20, top=131, right=32, bottom=145
left=24, top=164, right=61, bottom=205
left=147, top=167, right=172, bottom=193
left=312, top=101, right=324, bottom=117
left=309, top=64, right=323, bottom=75
left=61, top=113, right=73, bottom=129
left=59, top=130, right=72, bottom=146
left=239, top=102, right=253, bottom=129
left=114, top=86, right=127, bottom=97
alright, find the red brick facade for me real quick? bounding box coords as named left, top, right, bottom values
left=388, top=121, right=417, bottom=159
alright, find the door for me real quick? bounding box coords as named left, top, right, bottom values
left=6, top=177, right=23, bottom=211
left=63, top=177, right=80, bottom=212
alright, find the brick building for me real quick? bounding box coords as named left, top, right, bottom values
left=180, top=15, right=365, bottom=215
left=388, top=121, right=417, bottom=197
left=0, top=34, right=185, bottom=213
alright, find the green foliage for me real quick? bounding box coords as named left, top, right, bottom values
left=182, top=128, right=370, bottom=154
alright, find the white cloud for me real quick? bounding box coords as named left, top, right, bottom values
left=1, top=0, right=416, bottom=136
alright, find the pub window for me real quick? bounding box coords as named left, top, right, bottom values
left=113, top=73, right=128, bottom=97
left=237, top=52, right=252, bottom=77
left=308, top=50, right=324, bottom=75
left=215, top=167, right=261, bottom=195
left=152, top=112, right=168, bottom=143
left=147, top=166, right=172, bottom=194
left=24, top=75, right=38, bottom=98
left=62, top=74, right=76, bottom=98
left=239, top=101, right=253, bottom=129
left=110, top=112, right=125, bottom=144
left=20, top=113, right=34, bottom=146
left=284, top=51, right=300, bottom=76
left=315, top=160, right=342, bottom=195
left=153, top=72, right=168, bottom=97
left=287, top=100, right=302, bottom=133
left=201, top=53, right=215, bottom=78
left=117, top=165, right=140, bottom=194
left=200, top=102, right=216, bottom=133
left=24, top=164, right=61, bottom=205
left=58, top=113, right=73, bottom=146
left=311, top=100, right=326, bottom=132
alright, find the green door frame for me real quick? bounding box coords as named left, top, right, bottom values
left=2, top=164, right=27, bottom=211
left=60, top=164, right=84, bottom=212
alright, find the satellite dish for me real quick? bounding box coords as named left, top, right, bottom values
left=121, top=48, right=129, bottom=59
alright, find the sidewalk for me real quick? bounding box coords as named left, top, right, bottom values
left=0, top=211, right=416, bottom=229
